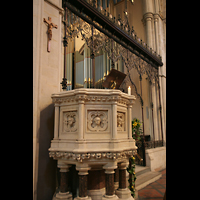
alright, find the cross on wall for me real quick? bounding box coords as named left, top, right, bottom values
left=43, top=17, right=58, bottom=52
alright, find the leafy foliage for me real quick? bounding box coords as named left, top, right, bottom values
left=127, top=156, right=136, bottom=197
left=126, top=118, right=143, bottom=198
left=132, top=118, right=143, bottom=141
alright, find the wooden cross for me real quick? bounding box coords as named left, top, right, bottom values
left=43, top=17, right=58, bottom=52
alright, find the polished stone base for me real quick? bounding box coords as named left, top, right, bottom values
left=74, top=196, right=92, bottom=200
left=115, top=188, right=134, bottom=200
left=53, top=191, right=72, bottom=200
left=88, top=188, right=105, bottom=200
left=102, top=194, right=119, bottom=200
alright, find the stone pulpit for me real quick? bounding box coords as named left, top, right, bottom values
left=49, top=88, right=137, bottom=200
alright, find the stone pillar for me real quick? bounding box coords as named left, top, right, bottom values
left=143, top=12, right=153, bottom=49
left=115, top=162, right=133, bottom=200
left=128, top=104, right=132, bottom=139
left=102, top=163, right=119, bottom=200
left=154, top=14, right=159, bottom=54
left=75, top=163, right=91, bottom=200
left=151, top=80, right=159, bottom=141
left=56, top=164, right=72, bottom=200
left=114, top=168, right=119, bottom=190
left=78, top=97, right=85, bottom=141
left=118, top=164, right=126, bottom=189
left=54, top=103, right=59, bottom=139
left=112, top=102, right=117, bottom=139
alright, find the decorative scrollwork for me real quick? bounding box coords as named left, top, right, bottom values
left=49, top=149, right=137, bottom=162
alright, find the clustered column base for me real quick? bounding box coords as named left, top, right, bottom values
left=115, top=189, right=134, bottom=200
left=74, top=164, right=92, bottom=200
left=55, top=191, right=73, bottom=200
left=115, top=162, right=134, bottom=200
left=74, top=196, right=92, bottom=200
left=102, top=163, right=119, bottom=200
left=55, top=164, right=72, bottom=200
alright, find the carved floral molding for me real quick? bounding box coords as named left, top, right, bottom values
left=49, top=149, right=137, bottom=163
left=52, top=94, right=134, bottom=106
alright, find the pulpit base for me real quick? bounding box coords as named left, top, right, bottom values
left=53, top=191, right=72, bottom=200
left=74, top=196, right=92, bottom=200
left=115, top=188, right=134, bottom=200
left=102, top=194, right=119, bottom=200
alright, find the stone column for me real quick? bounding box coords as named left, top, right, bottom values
left=114, top=168, right=119, bottom=190
left=128, top=104, right=132, bottom=139
left=154, top=14, right=159, bottom=54
left=102, top=163, right=119, bottom=200
left=54, top=103, right=59, bottom=139
left=116, top=162, right=134, bottom=200
left=112, top=102, right=117, bottom=139
left=56, top=164, right=72, bottom=200
left=75, top=163, right=91, bottom=200
left=143, top=12, right=153, bottom=49
left=78, top=96, right=85, bottom=141
left=151, top=80, right=159, bottom=141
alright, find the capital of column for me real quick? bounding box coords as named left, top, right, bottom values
left=76, top=163, right=91, bottom=175
left=54, top=103, right=60, bottom=107
left=58, top=164, right=71, bottom=172
left=118, top=162, right=129, bottom=170
left=143, top=12, right=153, bottom=21
left=103, top=162, right=118, bottom=174
left=154, top=13, right=159, bottom=21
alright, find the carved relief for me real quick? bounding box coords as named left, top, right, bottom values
left=117, top=112, right=125, bottom=131
left=49, top=149, right=137, bottom=162
left=63, top=111, right=77, bottom=132
left=87, top=111, right=108, bottom=132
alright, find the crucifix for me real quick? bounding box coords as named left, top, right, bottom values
left=43, top=17, right=58, bottom=52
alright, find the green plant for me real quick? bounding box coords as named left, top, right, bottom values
left=132, top=118, right=143, bottom=141
left=127, top=118, right=143, bottom=198
left=127, top=156, right=136, bottom=197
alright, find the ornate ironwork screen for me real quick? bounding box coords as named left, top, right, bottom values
left=62, top=0, right=164, bottom=156
left=63, top=0, right=162, bottom=90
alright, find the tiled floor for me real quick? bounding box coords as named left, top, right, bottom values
left=138, top=169, right=166, bottom=200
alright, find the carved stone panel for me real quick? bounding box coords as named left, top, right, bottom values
left=63, top=111, right=77, bottom=132
left=87, top=111, right=108, bottom=132
left=117, top=112, right=125, bottom=131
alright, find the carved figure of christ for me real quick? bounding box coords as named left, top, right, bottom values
left=43, top=17, right=58, bottom=52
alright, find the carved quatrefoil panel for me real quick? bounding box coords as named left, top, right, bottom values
left=117, top=112, right=125, bottom=131
left=87, top=110, right=108, bottom=132
left=63, top=111, right=77, bottom=132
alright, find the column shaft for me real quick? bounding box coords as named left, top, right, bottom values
left=105, top=173, right=114, bottom=195
left=119, top=169, right=126, bottom=189
left=128, top=105, right=132, bottom=139
left=54, top=104, right=59, bottom=139
left=78, top=102, right=84, bottom=140
left=60, top=171, right=68, bottom=192
left=79, top=175, right=88, bottom=197
left=112, top=103, right=117, bottom=139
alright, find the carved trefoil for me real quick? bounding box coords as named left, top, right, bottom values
left=87, top=111, right=108, bottom=132
left=117, top=112, right=125, bottom=131
left=63, top=111, right=77, bottom=132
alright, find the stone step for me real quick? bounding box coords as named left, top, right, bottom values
left=126, top=165, right=162, bottom=199
left=135, top=171, right=162, bottom=191
left=135, top=165, right=151, bottom=177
